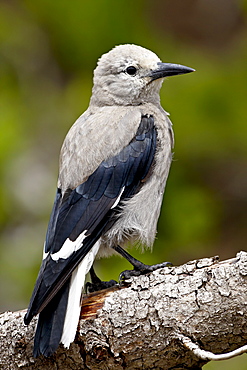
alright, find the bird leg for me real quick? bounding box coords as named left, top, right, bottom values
left=86, top=266, right=118, bottom=293
left=86, top=246, right=172, bottom=293
left=112, top=245, right=172, bottom=282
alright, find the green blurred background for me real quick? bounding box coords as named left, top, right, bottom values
left=0, top=0, right=246, bottom=368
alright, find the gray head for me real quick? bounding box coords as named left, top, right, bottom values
left=90, top=44, right=194, bottom=107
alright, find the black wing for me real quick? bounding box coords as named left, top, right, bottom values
left=25, top=114, right=157, bottom=326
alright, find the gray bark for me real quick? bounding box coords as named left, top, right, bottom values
left=1, top=251, right=247, bottom=370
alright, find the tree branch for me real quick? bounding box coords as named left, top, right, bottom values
left=1, top=251, right=247, bottom=369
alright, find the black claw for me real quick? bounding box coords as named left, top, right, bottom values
left=87, top=266, right=118, bottom=293
left=119, top=269, right=141, bottom=284
left=119, top=261, right=172, bottom=284
left=112, top=245, right=173, bottom=284
left=86, top=279, right=118, bottom=293
left=87, top=249, right=173, bottom=292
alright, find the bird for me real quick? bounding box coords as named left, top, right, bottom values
left=24, top=44, right=194, bottom=357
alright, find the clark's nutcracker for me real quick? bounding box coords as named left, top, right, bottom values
left=24, top=44, right=194, bottom=357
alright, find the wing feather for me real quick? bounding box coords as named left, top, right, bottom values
left=25, top=114, right=157, bottom=325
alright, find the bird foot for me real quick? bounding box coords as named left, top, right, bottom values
left=112, top=245, right=172, bottom=284
left=119, top=261, right=172, bottom=283
left=86, top=279, right=118, bottom=293
left=86, top=266, right=118, bottom=293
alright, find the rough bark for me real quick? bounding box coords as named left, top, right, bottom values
left=1, top=251, right=247, bottom=370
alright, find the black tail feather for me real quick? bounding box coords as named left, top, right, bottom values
left=33, top=279, right=70, bottom=358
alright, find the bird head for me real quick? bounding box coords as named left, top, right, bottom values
left=90, top=44, right=194, bottom=107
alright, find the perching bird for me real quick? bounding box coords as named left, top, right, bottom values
left=24, top=44, right=194, bottom=357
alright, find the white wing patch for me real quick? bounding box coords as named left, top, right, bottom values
left=111, top=187, right=125, bottom=209
left=43, top=242, right=48, bottom=260
left=61, top=240, right=100, bottom=348
left=51, top=231, right=88, bottom=261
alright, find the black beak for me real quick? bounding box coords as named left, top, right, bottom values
left=151, top=62, right=195, bottom=81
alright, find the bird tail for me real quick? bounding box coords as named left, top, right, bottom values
left=32, top=240, right=100, bottom=357
left=33, top=279, right=70, bottom=357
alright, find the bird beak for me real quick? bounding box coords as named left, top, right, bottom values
left=150, top=62, right=195, bottom=81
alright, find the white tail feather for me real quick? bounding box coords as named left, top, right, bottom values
left=61, top=241, right=100, bottom=348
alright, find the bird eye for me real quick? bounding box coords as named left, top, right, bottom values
left=126, top=66, right=137, bottom=76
